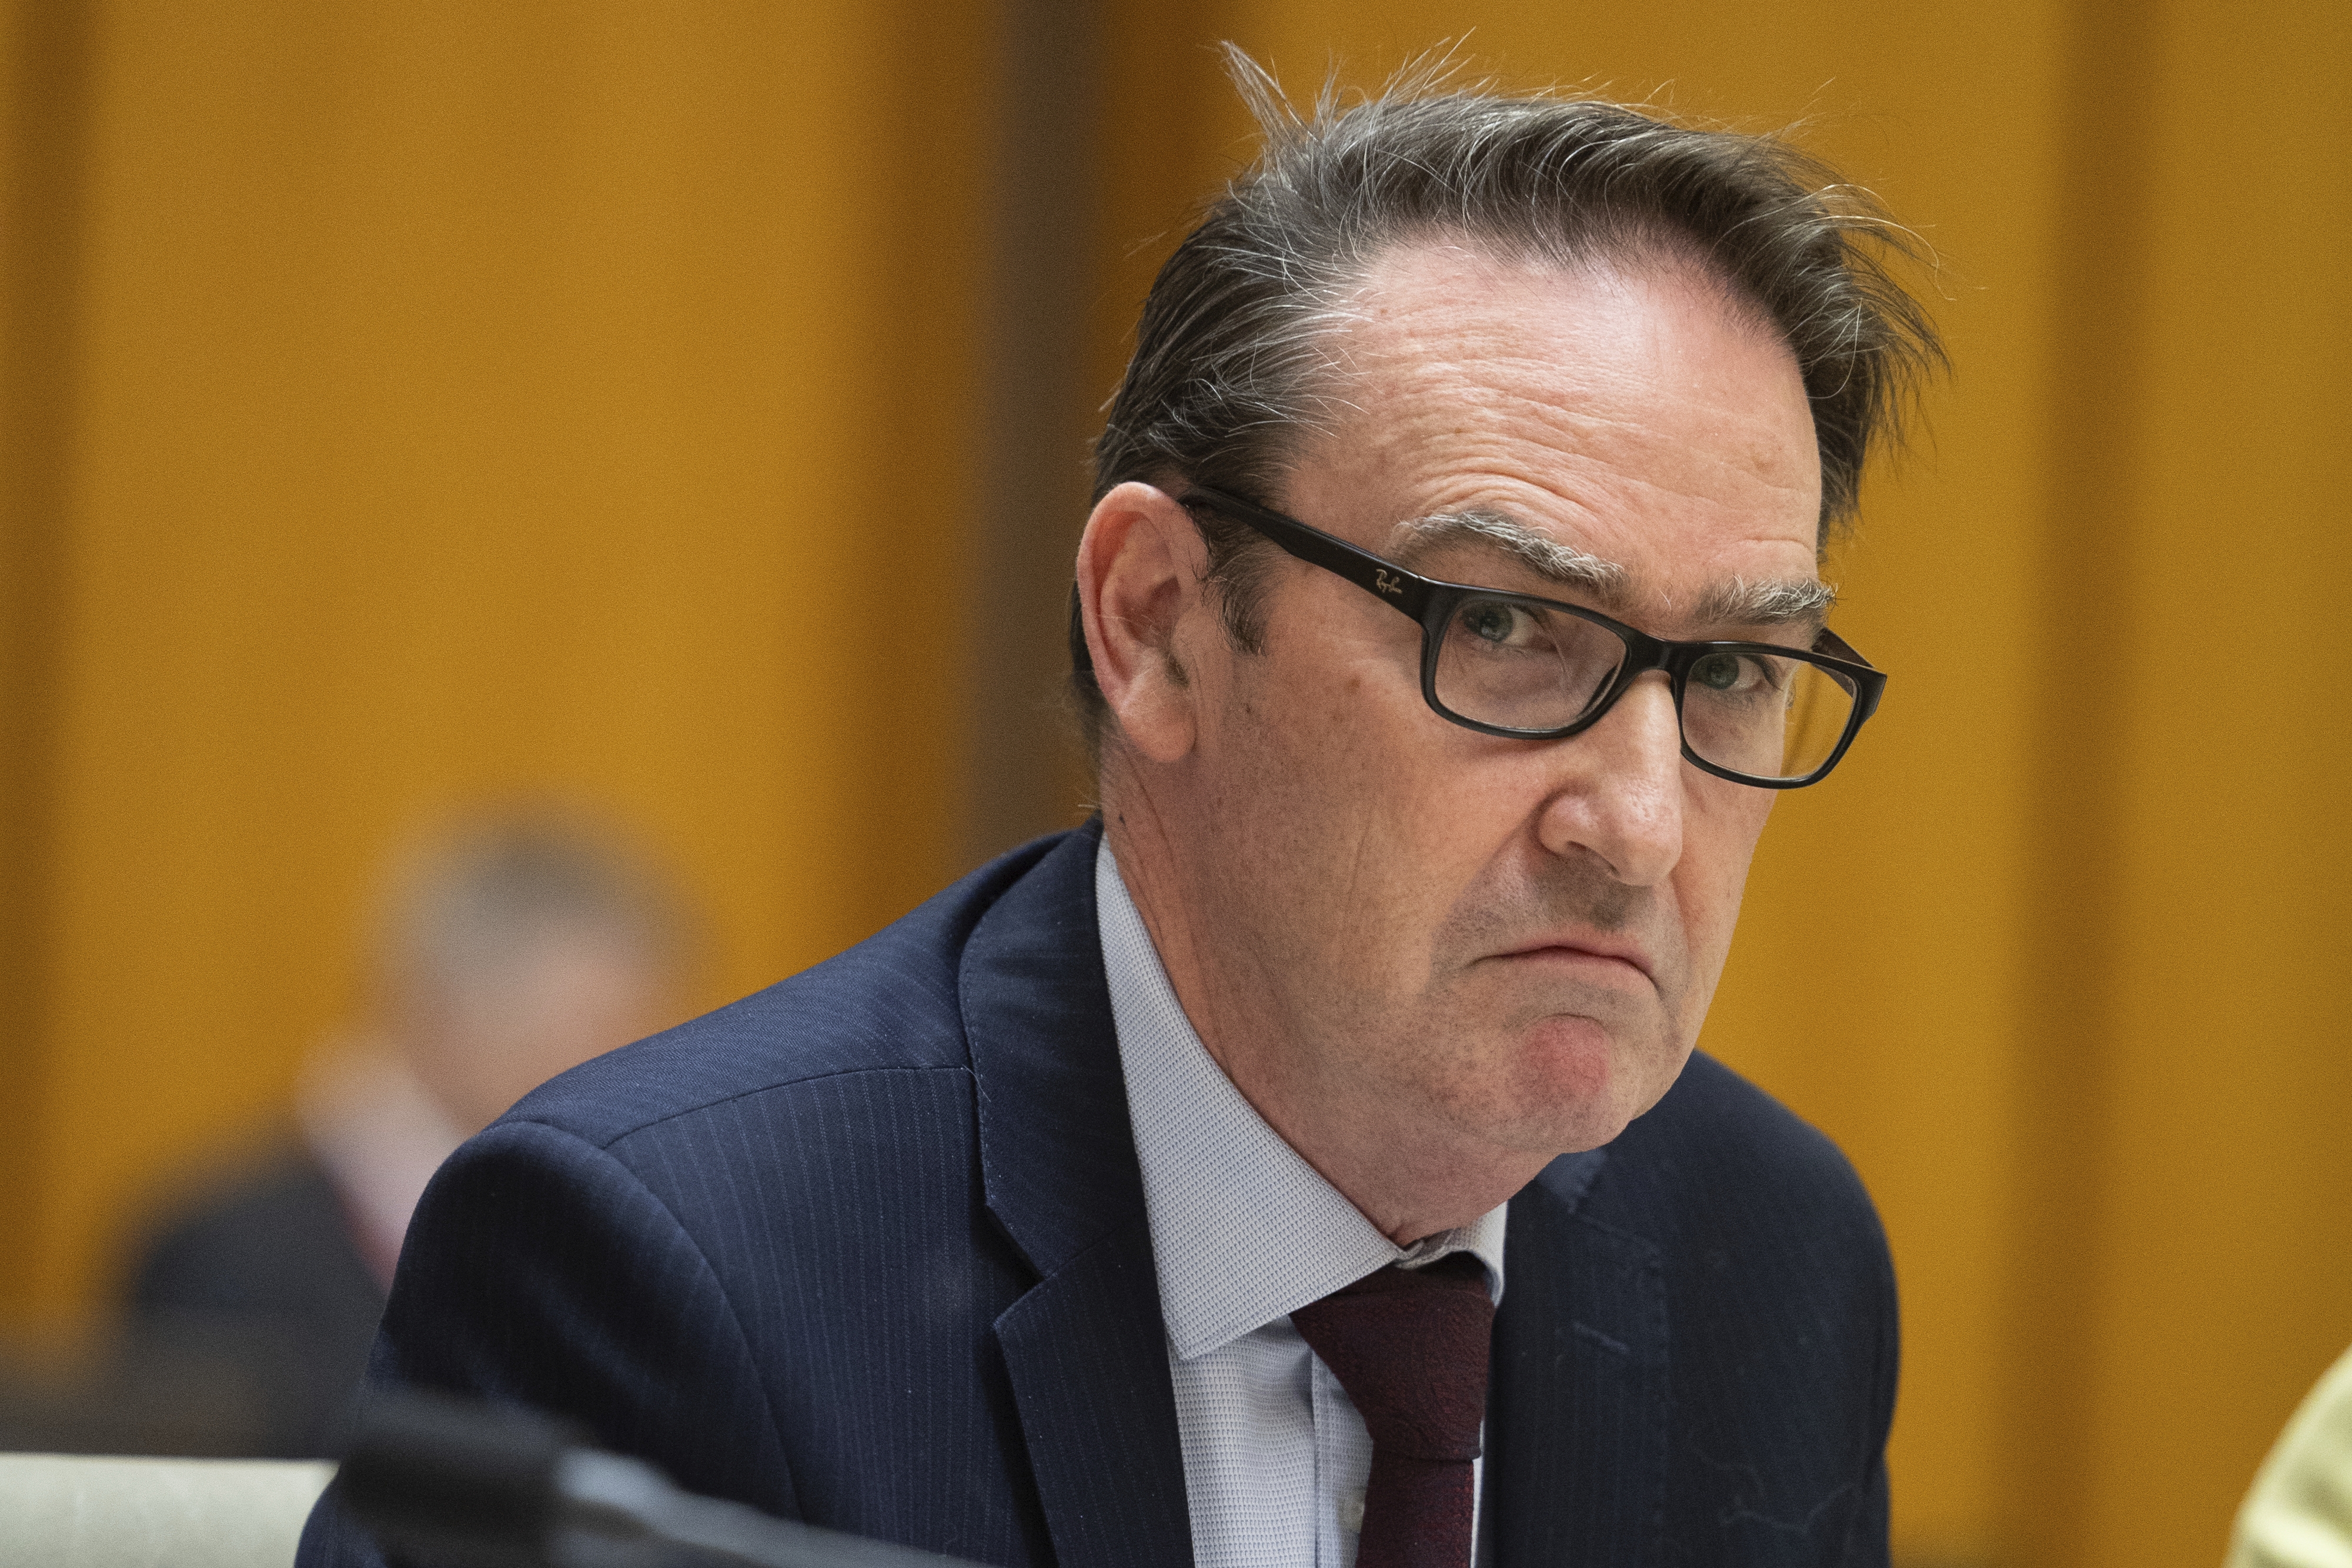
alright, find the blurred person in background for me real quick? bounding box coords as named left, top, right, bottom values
left=99, top=807, right=688, bottom=1458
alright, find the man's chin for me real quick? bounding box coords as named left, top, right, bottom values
left=1479, top=1014, right=1688, bottom=1156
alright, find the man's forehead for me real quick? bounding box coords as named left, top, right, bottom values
left=1324, top=239, right=1810, bottom=442
left=1285, top=239, right=1826, bottom=623
left=1335, top=238, right=1771, bottom=368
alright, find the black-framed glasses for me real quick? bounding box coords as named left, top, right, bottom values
left=1182, top=486, right=1887, bottom=790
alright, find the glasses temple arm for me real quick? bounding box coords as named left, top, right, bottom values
left=1185, top=487, right=1435, bottom=620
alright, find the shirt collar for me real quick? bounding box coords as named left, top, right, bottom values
left=1095, top=837, right=1507, bottom=1363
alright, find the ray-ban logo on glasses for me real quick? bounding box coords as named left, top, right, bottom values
left=1373, top=569, right=1405, bottom=597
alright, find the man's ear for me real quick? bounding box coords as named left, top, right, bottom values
left=1075, top=482, right=1206, bottom=764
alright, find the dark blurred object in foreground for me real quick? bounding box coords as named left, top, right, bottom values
left=0, top=805, right=691, bottom=1459
left=337, top=1390, right=981, bottom=1568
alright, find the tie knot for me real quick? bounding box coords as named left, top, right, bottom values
left=1289, top=1253, right=1495, bottom=1462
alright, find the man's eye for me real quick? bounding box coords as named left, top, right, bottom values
left=1460, top=601, right=1536, bottom=647
left=1692, top=653, right=1758, bottom=691
left=1463, top=604, right=1512, bottom=643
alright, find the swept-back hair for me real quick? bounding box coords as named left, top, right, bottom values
left=1073, top=49, right=1944, bottom=750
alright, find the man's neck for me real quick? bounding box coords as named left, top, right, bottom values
left=1102, top=795, right=1548, bottom=1245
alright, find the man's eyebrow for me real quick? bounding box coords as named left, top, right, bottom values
left=1692, top=575, right=1839, bottom=628
left=1391, top=510, right=1627, bottom=594
left=1389, top=511, right=1836, bottom=629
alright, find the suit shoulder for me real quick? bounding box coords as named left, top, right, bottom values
left=502, top=830, right=1080, bottom=1149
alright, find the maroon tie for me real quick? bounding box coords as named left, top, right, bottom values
left=1289, top=1253, right=1496, bottom=1568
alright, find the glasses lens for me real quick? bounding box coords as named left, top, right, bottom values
left=1679, top=650, right=1859, bottom=782
left=1433, top=595, right=1629, bottom=732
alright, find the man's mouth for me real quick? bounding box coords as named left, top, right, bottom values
left=1489, top=934, right=1658, bottom=985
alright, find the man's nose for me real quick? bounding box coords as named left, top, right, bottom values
left=1534, top=672, right=1686, bottom=888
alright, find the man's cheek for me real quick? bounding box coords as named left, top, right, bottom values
left=1685, top=813, right=1764, bottom=947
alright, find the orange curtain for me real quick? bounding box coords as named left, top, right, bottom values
left=1, top=0, right=990, bottom=1317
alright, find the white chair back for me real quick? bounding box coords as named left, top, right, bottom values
left=0, top=1453, right=333, bottom=1568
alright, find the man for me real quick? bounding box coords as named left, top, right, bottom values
left=109, top=808, right=684, bottom=1458
left=302, top=57, right=1939, bottom=1568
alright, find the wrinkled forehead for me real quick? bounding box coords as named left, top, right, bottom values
left=1328, top=243, right=1809, bottom=457
left=1278, top=242, right=1825, bottom=617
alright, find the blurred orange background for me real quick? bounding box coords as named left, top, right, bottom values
left=2, top=2, right=2346, bottom=1565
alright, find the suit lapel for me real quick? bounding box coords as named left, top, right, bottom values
left=960, top=823, right=1192, bottom=1568
left=1486, top=1149, right=1669, bottom=1567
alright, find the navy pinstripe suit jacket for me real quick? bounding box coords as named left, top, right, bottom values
left=298, top=821, right=1895, bottom=1567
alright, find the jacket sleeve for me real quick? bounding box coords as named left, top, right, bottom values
left=1838, top=1450, right=1891, bottom=1568
left=295, top=1118, right=798, bottom=1566
left=1836, top=1215, right=1899, bottom=1568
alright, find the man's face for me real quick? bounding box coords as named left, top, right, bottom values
left=400, top=925, right=675, bottom=1132
left=1164, top=243, right=1822, bottom=1169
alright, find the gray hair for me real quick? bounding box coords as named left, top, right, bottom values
left=1072, top=50, right=1945, bottom=750
left=376, top=807, right=684, bottom=1003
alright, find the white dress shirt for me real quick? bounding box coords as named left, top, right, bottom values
left=1095, top=840, right=1508, bottom=1568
